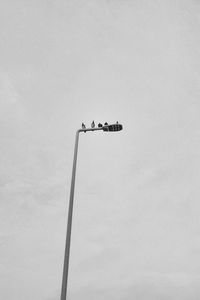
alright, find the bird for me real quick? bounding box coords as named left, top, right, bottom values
left=82, top=123, right=86, bottom=133
left=104, top=122, right=108, bottom=126
left=116, top=121, right=119, bottom=124
left=98, top=123, right=103, bottom=127
left=91, top=121, right=95, bottom=128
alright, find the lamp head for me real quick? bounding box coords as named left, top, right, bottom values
left=103, top=123, right=123, bottom=132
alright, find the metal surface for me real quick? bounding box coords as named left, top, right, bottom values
left=60, top=130, right=79, bottom=300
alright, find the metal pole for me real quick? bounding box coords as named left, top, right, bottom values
left=60, top=130, right=80, bottom=300
left=60, top=124, right=122, bottom=299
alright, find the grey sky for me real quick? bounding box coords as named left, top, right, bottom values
left=0, top=0, right=200, bottom=299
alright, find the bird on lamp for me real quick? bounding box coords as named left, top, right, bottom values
left=82, top=123, right=86, bottom=133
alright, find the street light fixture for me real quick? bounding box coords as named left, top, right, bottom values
left=60, top=122, right=123, bottom=300
left=102, top=123, right=123, bottom=132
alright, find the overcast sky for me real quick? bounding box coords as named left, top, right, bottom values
left=0, top=0, right=200, bottom=299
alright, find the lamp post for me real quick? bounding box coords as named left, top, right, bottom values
left=60, top=123, right=123, bottom=300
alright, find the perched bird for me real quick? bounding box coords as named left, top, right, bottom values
left=116, top=121, right=119, bottom=124
left=91, top=121, right=95, bottom=128
left=82, top=123, right=86, bottom=133
left=98, top=123, right=103, bottom=127
left=104, top=122, right=108, bottom=126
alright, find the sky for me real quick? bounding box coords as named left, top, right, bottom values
left=0, top=0, right=200, bottom=299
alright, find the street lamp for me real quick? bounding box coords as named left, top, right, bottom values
left=60, top=122, right=123, bottom=300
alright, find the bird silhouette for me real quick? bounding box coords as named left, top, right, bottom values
left=91, top=121, right=95, bottom=128
left=104, top=122, right=108, bottom=126
left=82, top=123, right=86, bottom=133
left=116, top=121, right=119, bottom=124
left=98, top=123, right=103, bottom=127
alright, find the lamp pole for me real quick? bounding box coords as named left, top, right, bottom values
left=60, top=123, right=123, bottom=300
